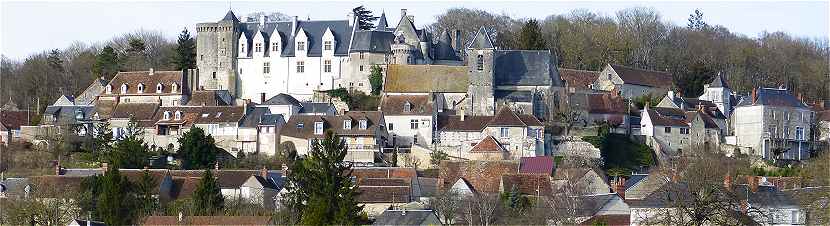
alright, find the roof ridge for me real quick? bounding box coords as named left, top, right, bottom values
left=610, top=64, right=670, bottom=74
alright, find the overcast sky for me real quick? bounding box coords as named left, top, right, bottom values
left=1, top=1, right=828, bottom=60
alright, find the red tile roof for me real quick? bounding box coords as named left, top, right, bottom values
left=579, top=214, right=630, bottom=226
left=488, top=106, right=526, bottom=127
left=437, top=107, right=543, bottom=132
left=500, top=173, right=553, bottom=195
left=519, top=156, right=554, bottom=175
left=559, top=68, right=599, bottom=89
left=470, top=136, right=506, bottom=153
left=104, top=70, right=184, bottom=96
left=439, top=160, right=519, bottom=193
left=0, top=110, right=29, bottom=130
left=380, top=95, right=433, bottom=116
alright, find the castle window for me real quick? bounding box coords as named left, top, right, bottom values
left=174, top=111, right=182, bottom=120
left=324, top=60, right=332, bottom=73
left=163, top=111, right=171, bottom=120
left=255, top=43, right=262, bottom=52
left=156, top=83, right=163, bottom=93
left=171, top=83, right=178, bottom=93
left=476, top=55, right=484, bottom=71
left=297, top=42, right=306, bottom=51
left=296, top=61, right=305, bottom=73
left=404, top=102, right=412, bottom=112
left=272, top=42, right=279, bottom=52
left=324, top=41, right=332, bottom=51
left=344, top=119, right=352, bottom=130
left=263, top=62, right=271, bottom=74
left=121, top=84, right=129, bottom=94
left=200, top=55, right=204, bottom=61
left=359, top=52, right=365, bottom=59
left=137, top=83, right=145, bottom=93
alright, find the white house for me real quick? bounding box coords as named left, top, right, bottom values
left=732, top=87, right=814, bottom=160
left=380, top=94, right=435, bottom=148
left=592, top=64, right=673, bottom=99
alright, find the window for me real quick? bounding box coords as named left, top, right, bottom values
left=476, top=55, right=484, bottom=71
left=106, top=85, right=112, bottom=94
left=784, top=127, right=790, bottom=139
left=500, top=128, right=509, bottom=138
left=263, top=62, right=271, bottom=74
left=174, top=111, right=182, bottom=120
left=344, top=119, right=352, bottom=130
left=404, top=102, right=412, bottom=112
left=137, top=83, right=145, bottom=93
left=172, top=100, right=178, bottom=106
left=769, top=126, right=778, bottom=138
left=297, top=41, right=305, bottom=51
left=297, top=123, right=304, bottom=129
left=296, top=61, right=305, bottom=73
left=358, top=83, right=363, bottom=86
left=664, top=127, right=671, bottom=133
left=200, top=55, right=204, bottom=61
left=359, top=120, right=367, bottom=129
left=212, top=72, right=217, bottom=79
left=784, top=111, right=790, bottom=121
left=527, top=128, right=537, bottom=138
left=414, top=135, right=418, bottom=144
left=410, top=119, right=419, bottom=129
left=255, top=43, right=262, bottom=52
left=324, top=41, right=332, bottom=50
left=171, top=83, right=178, bottom=93
left=240, top=43, right=246, bottom=54
left=272, top=42, right=279, bottom=52
left=359, top=65, right=364, bottom=71
left=388, top=123, right=394, bottom=131
left=680, top=128, right=689, bottom=134
left=163, top=111, right=171, bottom=120
left=156, top=83, right=163, bottom=93
left=314, top=121, right=324, bottom=135
left=359, top=52, right=365, bottom=59
left=796, top=127, right=804, bottom=140
left=121, top=84, right=128, bottom=93
left=324, top=60, right=332, bottom=73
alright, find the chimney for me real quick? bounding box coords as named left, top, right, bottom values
left=291, top=16, right=298, bottom=37
left=615, top=177, right=626, bottom=199
left=261, top=93, right=266, bottom=103
left=408, top=15, right=415, bottom=23
left=347, top=12, right=354, bottom=27
left=101, top=162, right=108, bottom=172
left=459, top=107, right=465, bottom=121
left=752, top=87, right=758, bottom=104
left=260, top=166, right=268, bottom=178
left=747, top=176, right=759, bottom=192
left=400, top=9, right=407, bottom=19
left=724, top=174, right=732, bottom=192
left=149, top=68, right=154, bottom=75
left=259, top=15, right=267, bottom=27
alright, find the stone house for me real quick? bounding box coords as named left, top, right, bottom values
left=658, top=90, right=728, bottom=136
left=592, top=64, right=673, bottom=99
left=380, top=94, right=435, bottom=148
left=568, top=91, right=631, bottom=127
left=280, top=111, right=388, bottom=164
left=98, top=70, right=193, bottom=107
left=436, top=107, right=544, bottom=160
left=697, top=73, right=737, bottom=119
left=640, top=106, right=691, bottom=158
left=732, top=87, right=814, bottom=160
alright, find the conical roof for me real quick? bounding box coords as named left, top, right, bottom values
left=467, top=26, right=494, bottom=49
left=221, top=10, right=240, bottom=23
left=709, top=73, right=729, bottom=89
left=375, top=12, right=388, bottom=30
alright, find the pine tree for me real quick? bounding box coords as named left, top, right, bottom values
left=97, top=165, right=135, bottom=225
left=173, top=28, right=197, bottom=70
left=108, top=118, right=151, bottom=168
left=92, top=46, right=120, bottom=80
left=516, top=19, right=547, bottom=50
left=177, top=127, right=219, bottom=169
left=368, top=65, right=383, bottom=95
left=135, top=170, right=158, bottom=217
left=352, top=5, right=378, bottom=30
left=193, top=169, right=224, bottom=215
left=282, top=130, right=363, bottom=225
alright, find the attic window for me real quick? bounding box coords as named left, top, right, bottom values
left=344, top=119, right=352, bottom=130
left=476, top=55, right=483, bottom=71
left=297, top=41, right=306, bottom=51
left=272, top=42, right=280, bottom=52
left=106, top=85, right=113, bottom=94
left=215, top=112, right=222, bottom=118
left=174, top=111, right=182, bottom=120
left=240, top=43, right=246, bottom=54
left=163, top=111, right=171, bottom=120
left=314, top=121, right=324, bottom=135
left=137, top=83, right=145, bottom=93
left=359, top=119, right=367, bottom=129
left=171, top=83, right=178, bottom=93
left=255, top=43, right=262, bottom=52
left=324, top=41, right=332, bottom=51
left=201, top=113, right=209, bottom=118
left=156, top=83, right=163, bottom=93
left=297, top=123, right=304, bottom=129
left=403, top=102, right=412, bottom=112
left=121, top=84, right=129, bottom=94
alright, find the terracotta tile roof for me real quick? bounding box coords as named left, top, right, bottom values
left=142, top=216, right=272, bottom=225
left=192, top=106, right=245, bottom=124
left=357, top=186, right=411, bottom=203
left=281, top=111, right=384, bottom=139
left=110, top=103, right=160, bottom=120
left=585, top=93, right=627, bottom=114
left=500, top=173, right=552, bottom=195
left=105, top=70, right=185, bottom=96
left=609, top=64, right=673, bottom=88
left=0, top=110, right=29, bottom=130
left=358, top=177, right=410, bottom=186
left=352, top=167, right=418, bottom=179
left=28, top=175, right=86, bottom=198
left=384, top=64, right=468, bottom=93
left=380, top=95, right=433, bottom=116
left=519, top=156, right=554, bottom=175
left=187, top=90, right=231, bottom=106
left=94, top=99, right=117, bottom=119
left=488, top=106, right=527, bottom=127
left=470, top=136, right=506, bottom=153
left=559, top=68, right=599, bottom=89
left=437, top=108, right=543, bottom=132
left=644, top=107, right=689, bottom=127
left=579, top=214, right=630, bottom=226
left=439, top=160, right=520, bottom=193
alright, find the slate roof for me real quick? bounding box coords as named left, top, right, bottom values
left=380, top=95, right=433, bottom=116
left=493, top=50, right=562, bottom=87
left=143, top=216, right=272, bottom=225
left=240, top=107, right=283, bottom=128
left=281, top=111, right=383, bottom=139
left=609, top=64, right=673, bottom=88
left=262, top=93, right=301, bottom=106
left=467, top=26, right=494, bottom=49
left=42, top=105, right=96, bottom=125
left=298, top=102, right=335, bottom=114
left=349, top=30, right=394, bottom=53
left=572, top=193, right=624, bottom=217
left=624, top=173, right=649, bottom=190
left=519, top=156, right=555, bottom=175
left=236, top=18, right=353, bottom=57
left=494, top=90, right=533, bottom=103
left=733, top=184, right=800, bottom=209
left=470, top=136, right=506, bottom=153
left=373, top=210, right=439, bottom=226
left=0, top=110, right=29, bottom=130
left=384, top=64, right=469, bottom=93
left=221, top=10, right=240, bottom=23
left=739, top=87, right=809, bottom=108
left=104, top=70, right=184, bottom=95
left=375, top=12, right=389, bottom=31
left=708, top=73, right=730, bottom=89
left=560, top=68, right=600, bottom=89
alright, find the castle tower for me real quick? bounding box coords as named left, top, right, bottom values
left=196, top=10, right=241, bottom=97
left=466, top=26, right=496, bottom=116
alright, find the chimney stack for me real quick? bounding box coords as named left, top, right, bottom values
left=347, top=12, right=354, bottom=27
left=614, top=177, right=626, bottom=199
left=751, top=87, right=758, bottom=105
left=459, top=107, right=465, bottom=121
left=149, top=68, right=154, bottom=75
left=291, top=16, right=298, bottom=37
left=400, top=9, right=407, bottom=19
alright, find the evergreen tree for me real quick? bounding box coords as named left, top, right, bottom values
left=173, top=28, right=197, bottom=70
left=46, top=49, right=64, bottom=73
left=368, top=65, right=383, bottom=95
left=687, top=9, right=708, bottom=30
left=92, top=46, right=120, bottom=80
left=516, top=19, right=547, bottom=50
left=108, top=118, right=151, bottom=168
left=177, top=127, right=219, bottom=169
left=282, top=130, right=363, bottom=225
left=97, top=164, right=135, bottom=225
left=135, top=170, right=158, bottom=217
left=352, top=5, right=378, bottom=30
left=192, top=169, right=224, bottom=215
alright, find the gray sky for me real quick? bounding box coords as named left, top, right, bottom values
left=1, top=1, right=828, bottom=60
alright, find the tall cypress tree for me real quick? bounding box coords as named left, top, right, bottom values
left=97, top=164, right=135, bottom=225
left=173, top=28, right=197, bottom=70
left=352, top=5, right=378, bottom=30
left=516, top=19, right=548, bottom=50
left=193, top=169, right=224, bottom=215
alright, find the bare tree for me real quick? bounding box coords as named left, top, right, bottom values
left=429, top=189, right=461, bottom=224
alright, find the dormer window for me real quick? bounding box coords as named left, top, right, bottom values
left=314, top=121, right=324, bottom=135
left=156, top=83, right=163, bottom=93
left=171, top=83, right=178, bottom=93
left=255, top=43, right=262, bottom=52
left=297, top=122, right=304, bottom=129
left=403, top=102, right=412, bottom=112
left=476, top=55, right=484, bottom=71
left=121, top=84, right=129, bottom=94
left=163, top=111, right=171, bottom=120
left=297, top=42, right=306, bottom=51
left=174, top=111, right=182, bottom=120
left=137, top=83, right=145, bottom=93
left=359, top=120, right=367, bottom=130
left=344, top=119, right=352, bottom=130
left=240, top=43, right=246, bottom=54
left=272, top=42, right=280, bottom=52
left=324, top=41, right=332, bottom=51
left=106, top=85, right=113, bottom=94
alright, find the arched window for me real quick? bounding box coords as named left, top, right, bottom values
left=163, top=111, right=171, bottom=120
left=171, top=83, right=178, bottom=93
left=106, top=85, right=113, bottom=94
left=137, top=83, right=145, bottom=93
left=174, top=111, right=182, bottom=120
left=476, top=55, right=484, bottom=71
left=156, top=83, right=163, bottom=93
left=121, top=84, right=129, bottom=94
left=403, top=102, right=412, bottom=112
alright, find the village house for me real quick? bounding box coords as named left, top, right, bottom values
left=436, top=107, right=544, bottom=160
left=559, top=68, right=600, bottom=93
left=592, top=64, right=673, bottom=99
left=732, top=87, right=815, bottom=161
left=640, top=105, right=721, bottom=160
left=280, top=111, right=388, bottom=164
left=697, top=73, right=737, bottom=119
left=658, top=90, right=728, bottom=136
left=351, top=167, right=422, bottom=217
left=567, top=91, right=631, bottom=128
left=440, top=160, right=554, bottom=197
left=0, top=102, right=30, bottom=145
left=380, top=94, right=435, bottom=148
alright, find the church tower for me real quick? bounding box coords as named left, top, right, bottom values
left=196, top=10, right=241, bottom=97
left=700, top=72, right=733, bottom=118
left=466, top=26, right=496, bottom=116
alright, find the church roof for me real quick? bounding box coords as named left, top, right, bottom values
left=467, top=26, right=494, bottom=49
left=494, top=50, right=562, bottom=87
left=709, top=73, right=730, bottom=89
left=221, top=10, right=240, bottom=23
left=375, top=12, right=388, bottom=31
